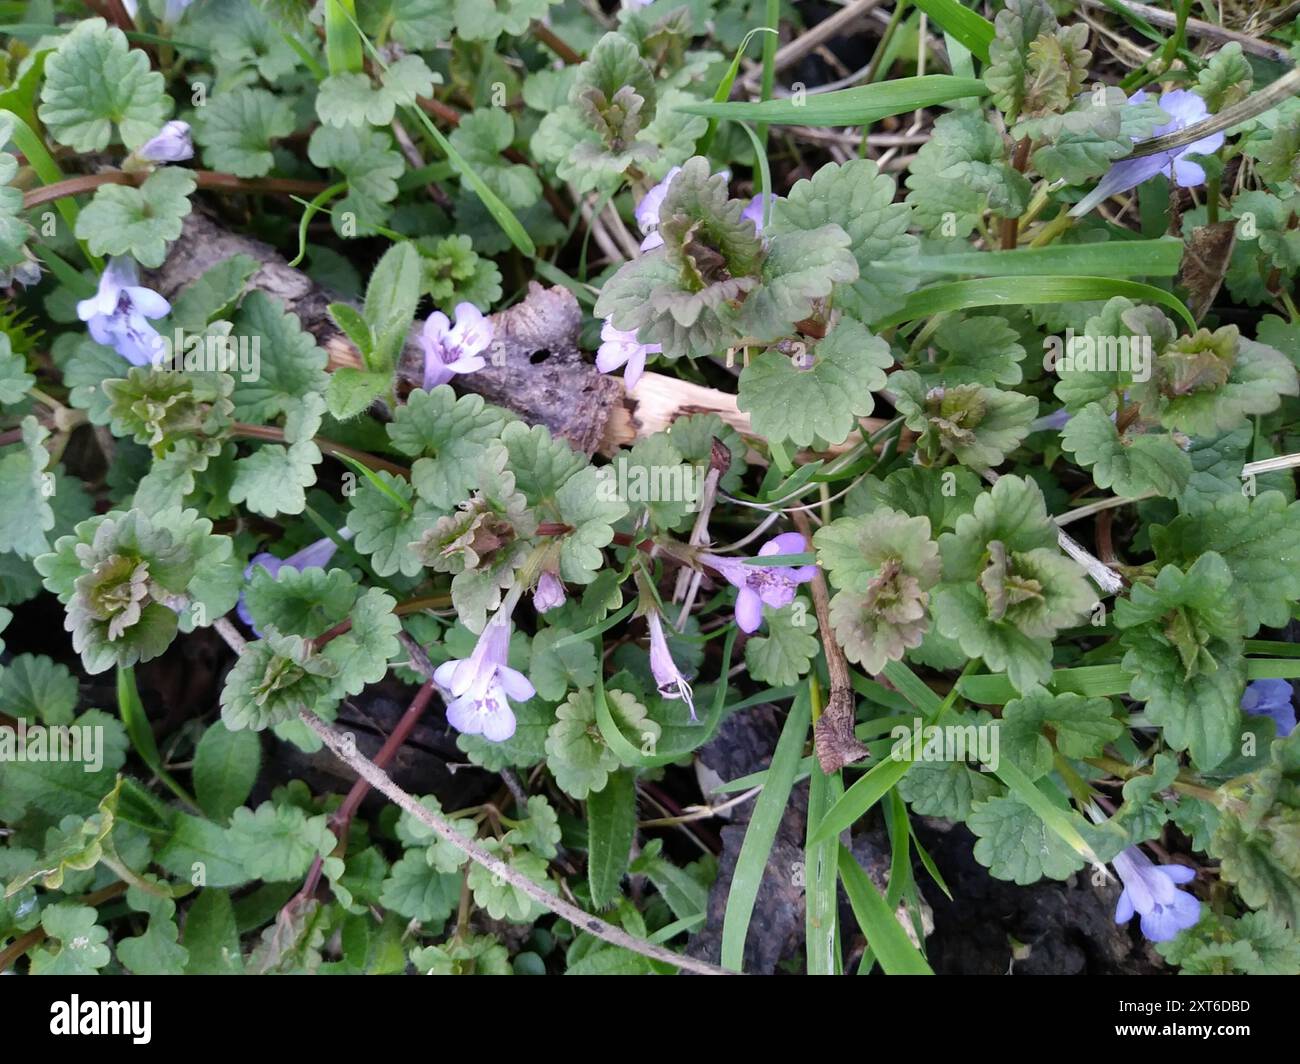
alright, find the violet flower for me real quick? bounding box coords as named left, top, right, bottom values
left=595, top=319, right=661, bottom=392
left=647, top=610, right=696, bottom=720
left=533, top=571, right=566, bottom=614
left=1112, top=846, right=1201, bottom=943
left=741, top=193, right=773, bottom=233
left=236, top=532, right=353, bottom=633
left=1070, top=89, right=1225, bottom=218
left=420, top=302, right=493, bottom=390
left=164, top=0, right=196, bottom=23
left=634, top=165, right=681, bottom=252
left=76, top=257, right=170, bottom=366
left=1241, top=678, right=1296, bottom=738
left=134, top=121, right=194, bottom=164
left=434, top=615, right=535, bottom=742
left=699, top=532, right=817, bottom=634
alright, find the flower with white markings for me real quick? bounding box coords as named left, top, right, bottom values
left=420, top=302, right=494, bottom=390
left=76, top=258, right=170, bottom=367
left=1112, top=846, right=1201, bottom=942
left=647, top=610, right=696, bottom=720
left=434, top=611, right=535, bottom=742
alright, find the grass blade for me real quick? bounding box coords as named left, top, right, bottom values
left=677, top=75, right=988, bottom=127
left=910, top=0, right=995, bottom=62
left=899, top=237, right=1185, bottom=278
left=877, top=276, right=1197, bottom=331
left=721, top=688, right=810, bottom=971
left=838, top=845, right=933, bottom=975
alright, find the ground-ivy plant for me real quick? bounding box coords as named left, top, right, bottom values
left=1, top=0, right=1299, bottom=980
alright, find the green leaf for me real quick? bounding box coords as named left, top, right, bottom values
left=911, top=0, right=994, bottom=62
left=171, top=254, right=260, bottom=333
left=997, top=690, right=1122, bottom=779
left=744, top=602, right=819, bottom=686
left=363, top=241, right=422, bottom=369
left=891, top=371, right=1038, bottom=470
left=0, top=653, right=79, bottom=724
left=220, top=628, right=340, bottom=731
left=587, top=768, right=637, bottom=909
left=546, top=687, right=657, bottom=799
left=75, top=166, right=195, bottom=269
left=968, top=792, right=1088, bottom=884
left=1060, top=402, right=1192, bottom=498
left=1151, top=492, right=1300, bottom=636
left=346, top=472, right=437, bottom=578
left=326, top=367, right=390, bottom=422
left=380, top=849, right=459, bottom=924
left=1195, top=43, right=1253, bottom=112
left=1116, top=553, right=1245, bottom=770
left=904, top=110, right=1031, bottom=237
left=0, top=417, right=54, bottom=559
left=770, top=158, right=918, bottom=322
left=466, top=838, right=556, bottom=922
left=181, top=890, right=244, bottom=974
left=738, top=317, right=891, bottom=448
left=193, top=88, right=295, bottom=178
left=231, top=293, right=330, bottom=422
left=453, top=0, right=557, bottom=41
left=193, top=722, right=262, bottom=822
left=30, top=902, right=111, bottom=975
left=228, top=802, right=334, bottom=882
left=307, top=125, right=405, bottom=235
left=529, top=626, right=599, bottom=702
left=38, top=18, right=169, bottom=151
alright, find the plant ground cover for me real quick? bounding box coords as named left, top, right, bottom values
left=1, top=0, right=1300, bottom=978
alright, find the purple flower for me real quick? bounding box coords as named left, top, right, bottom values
left=76, top=258, right=170, bottom=366
left=595, top=319, right=661, bottom=392
left=634, top=165, right=681, bottom=252
left=647, top=610, right=695, bottom=720
left=741, top=193, right=773, bottom=232
left=236, top=533, right=351, bottom=633
left=533, top=570, right=566, bottom=614
left=700, top=532, right=817, bottom=634
left=420, top=302, right=493, bottom=390
left=1241, top=678, right=1296, bottom=738
left=434, top=616, right=535, bottom=742
left=1112, top=846, right=1201, bottom=943
left=135, top=121, right=194, bottom=164
left=1070, top=90, right=1225, bottom=218
left=164, top=0, right=195, bottom=23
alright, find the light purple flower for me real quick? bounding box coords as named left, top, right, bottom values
left=164, top=0, right=196, bottom=23
left=647, top=610, right=695, bottom=720
left=420, top=303, right=493, bottom=390
left=236, top=532, right=352, bottom=633
left=434, top=616, right=535, bottom=742
left=76, top=257, right=170, bottom=366
left=634, top=165, right=681, bottom=252
left=135, top=121, right=194, bottom=164
left=1112, top=846, right=1201, bottom=942
left=741, top=193, right=773, bottom=232
left=1241, top=678, right=1296, bottom=738
left=1070, top=90, right=1225, bottom=218
left=700, top=532, right=817, bottom=634
left=596, top=319, right=661, bottom=392
left=533, top=571, right=566, bottom=614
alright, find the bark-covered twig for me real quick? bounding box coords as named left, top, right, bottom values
left=299, top=710, right=734, bottom=976
left=791, top=512, right=869, bottom=774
